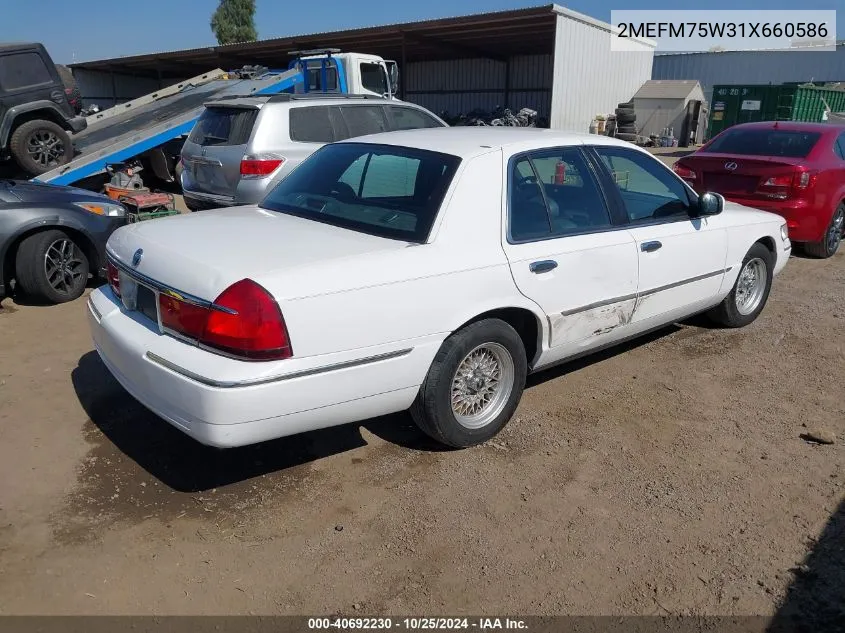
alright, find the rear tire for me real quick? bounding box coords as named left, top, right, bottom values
left=410, top=319, right=527, bottom=448
left=14, top=229, right=89, bottom=304
left=707, top=243, right=773, bottom=328
left=803, top=203, right=844, bottom=259
left=9, top=120, right=73, bottom=176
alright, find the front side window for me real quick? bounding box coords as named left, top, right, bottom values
left=360, top=63, right=388, bottom=95
left=509, top=148, right=611, bottom=242
left=594, top=147, right=692, bottom=222
left=260, top=142, right=460, bottom=242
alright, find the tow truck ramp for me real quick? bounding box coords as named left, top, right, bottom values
left=35, top=67, right=303, bottom=187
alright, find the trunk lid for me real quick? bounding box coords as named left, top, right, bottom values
left=107, top=205, right=408, bottom=301
left=680, top=152, right=807, bottom=200
left=181, top=104, right=260, bottom=199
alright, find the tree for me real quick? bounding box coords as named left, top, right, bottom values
left=211, top=0, right=257, bottom=45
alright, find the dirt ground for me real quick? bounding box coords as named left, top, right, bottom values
left=0, top=208, right=843, bottom=621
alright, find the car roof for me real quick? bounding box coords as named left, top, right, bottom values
left=205, top=94, right=397, bottom=109
left=0, top=42, right=43, bottom=53
left=337, top=127, right=647, bottom=159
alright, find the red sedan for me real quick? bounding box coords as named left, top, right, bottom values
left=674, top=121, right=845, bottom=258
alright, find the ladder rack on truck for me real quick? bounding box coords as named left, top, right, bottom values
left=33, top=67, right=305, bottom=187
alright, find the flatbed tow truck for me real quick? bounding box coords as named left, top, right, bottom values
left=34, top=50, right=399, bottom=188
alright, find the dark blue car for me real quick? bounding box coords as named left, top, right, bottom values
left=0, top=180, right=126, bottom=303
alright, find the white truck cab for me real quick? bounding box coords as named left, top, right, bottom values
left=290, top=49, right=400, bottom=100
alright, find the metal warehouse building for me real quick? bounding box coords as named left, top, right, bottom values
left=652, top=42, right=845, bottom=105
left=69, top=4, right=654, bottom=134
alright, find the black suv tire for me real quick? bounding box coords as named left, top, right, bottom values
left=10, top=119, right=74, bottom=176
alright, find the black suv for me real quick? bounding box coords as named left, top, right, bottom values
left=0, top=43, right=86, bottom=177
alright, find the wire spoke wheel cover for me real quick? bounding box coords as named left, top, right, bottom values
left=450, top=342, right=515, bottom=429
left=734, top=257, right=768, bottom=316
left=44, top=239, right=84, bottom=294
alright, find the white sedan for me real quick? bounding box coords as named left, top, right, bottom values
left=88, top=128, right=791, bottom=449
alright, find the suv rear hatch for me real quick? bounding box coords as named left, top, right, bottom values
left=181, top=103, right=261, bottom=201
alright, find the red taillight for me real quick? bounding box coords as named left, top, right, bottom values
left=240, top=156, right=284, bottom=178
left=758, top=168, right=816, bottom=194
left=159, top=294, right=208, bottom=340
left=107, top=260, right=121, bottom=297
left=157, top=279, right=292, bottom=361
left=673, top=163, right=696, bottom=180
left=793, top=170, right=815, bottom=189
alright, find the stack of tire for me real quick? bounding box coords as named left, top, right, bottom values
left=614, top=101, right=637, bottom=143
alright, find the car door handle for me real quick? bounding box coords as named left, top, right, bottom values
left=641, top=241, right=662, bottom=253
left=529, top=260, right=558, bottom=274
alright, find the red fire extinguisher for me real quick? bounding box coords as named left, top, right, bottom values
left=554, top=161, right=566, bottom=185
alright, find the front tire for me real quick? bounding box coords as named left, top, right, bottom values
left=707, top=243, right=774, bottom=328
left=804, top=203, right=844, bottom=259
left=410, top=319, right=527, bottom=448
left=15, top=230, right=89, bottom=304
left=9, top=120, right=73, bottom=176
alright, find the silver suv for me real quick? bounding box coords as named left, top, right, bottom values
left=180, top=94, right=447, bottom=210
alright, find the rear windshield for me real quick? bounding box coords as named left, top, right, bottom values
left=188, top=107, right=258, bottom=146
left=260, top=142, right=461, bottom=242
left=703, top=128, right=821, bottom=158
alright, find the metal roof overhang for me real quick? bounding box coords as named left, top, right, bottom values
left=68, top=5, right=559, bottom=78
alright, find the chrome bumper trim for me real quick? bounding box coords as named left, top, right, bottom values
left=145, top=347, right=414, bottom=389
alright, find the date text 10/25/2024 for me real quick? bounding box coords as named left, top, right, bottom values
left=308, top=618, right=528, bottom=630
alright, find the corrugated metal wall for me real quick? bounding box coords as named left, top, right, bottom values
left=74, top=69, right=170, bottom=107
left=652, top=44, right=845, bottom=105
left=550, top=10, right=654, bottom=132
left=403, top=55, right=553, bottom=120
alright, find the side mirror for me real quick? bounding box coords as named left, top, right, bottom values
left=698, top=191, right=724, bottom=216
left=385, top=61, right=399, bottom=97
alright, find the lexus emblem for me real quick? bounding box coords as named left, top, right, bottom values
left=725, top=161, right=738, bottom=171
left=131, top=248, right=143, bottom=267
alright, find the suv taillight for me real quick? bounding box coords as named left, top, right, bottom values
left=240, top=155, right=285, bottom=178
left=107, top=261, right=121, bottom=297
left=158, top=279, right=292, bottom=361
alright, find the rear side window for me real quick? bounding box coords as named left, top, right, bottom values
left=289, top=106, right=337, bottom=143
left=388, top=106, right=442, bottom=130
left=188, top=107, right=257, bottom=146
left=307, top=67, right=338, bottom=91
left=509, top=148, right=611, bottom=242
left=703, top=128, right=821, bottom=158
left=337, top=105, right=389, bottom=138
left=0, top=52, right=52, bottom=91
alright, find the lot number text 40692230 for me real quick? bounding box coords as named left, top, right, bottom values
left=308, top=617, right=528, bottom=630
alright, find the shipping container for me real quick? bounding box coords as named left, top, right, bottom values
left=707, top=84, right=845, bottom=139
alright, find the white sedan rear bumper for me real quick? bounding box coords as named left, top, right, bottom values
left=87, top=287, right=438, bottom=448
